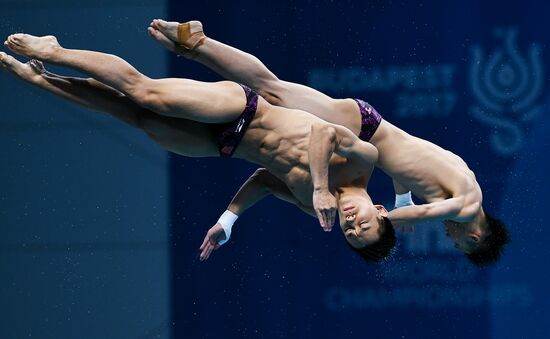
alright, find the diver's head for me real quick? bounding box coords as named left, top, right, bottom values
left=346, top=216, right=396, bottom=263
left=337, top=190, right=396, bottom=262
left=445, top=210, right=510, bottom=266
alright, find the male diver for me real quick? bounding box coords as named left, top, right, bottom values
left=146, top=19, right=509, bottom=265
left=1, top=32, right=394, bottom=264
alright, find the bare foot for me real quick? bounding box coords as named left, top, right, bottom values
left=150, top=19, right=181, bottom=43
left=149, top=19, right=204, bottom=54
left=4, top=34, right=60, bottom=60
left=147, top=26, right=177, bottom=53
left=0, top=52, right=44, bottom=83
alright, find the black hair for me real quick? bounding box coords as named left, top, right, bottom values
left=466, top=213, right=510, bottom=266
left=347, top=216, right=396, bottom=263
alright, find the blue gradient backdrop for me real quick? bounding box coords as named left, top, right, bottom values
left=169, top=1, right=549, bottom=339
left=1, top=1, right=547, bottom=339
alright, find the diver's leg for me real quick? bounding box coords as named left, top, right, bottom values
left=5, top=34, right=246, bottom=123
left=1, top=51, right=147, bottom=128
left=149, top=20, right=281, bottom=99
left=148, top=20, right=354, bottom=122
left=0, top=51, right=219, bottom=157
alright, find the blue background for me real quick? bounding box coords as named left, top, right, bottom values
left=0, top=1, right=548, bottom=338
left=0, top=1, right=171, bottom=338
left=169, top=1, right=549, bottom=339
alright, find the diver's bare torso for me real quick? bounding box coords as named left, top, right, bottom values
left=299, top=97, right=482, bottom=219
left=369, top=120, right=482, bottom=218
left=151, top=97, right=371, bottom=209
left=235, top=101, right=371, bottom=208
left=149, top=89, right=478, bottom=218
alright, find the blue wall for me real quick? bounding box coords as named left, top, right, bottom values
left=170, top=1, right=549, bottom=338
left=0, top=1, right=171, bottom=338
left=1, top=1, right=547, bottom=338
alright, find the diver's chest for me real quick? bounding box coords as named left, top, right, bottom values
left=284, top=169, right=313, bottom=202
left=330, top=157, right=363, bottom=182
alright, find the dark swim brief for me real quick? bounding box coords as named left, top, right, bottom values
left=209, top=84, right=259, bottom=157
left=354, top=99, right=382, bottom=142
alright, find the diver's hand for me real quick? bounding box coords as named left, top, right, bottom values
left=313, top=189, right=337, bottom=232
left=199, top=223, right=224, bottom=261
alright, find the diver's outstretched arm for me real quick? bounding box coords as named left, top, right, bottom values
left=226, top=168, right=314, bottom=216
left=387, top=199, right=463, bottom=226
left=199, top=168, right=314, bottom=261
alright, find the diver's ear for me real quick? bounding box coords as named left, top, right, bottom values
left=374, top=204, right=388, bottom=217
left=469, top=233, right=481, bottom=243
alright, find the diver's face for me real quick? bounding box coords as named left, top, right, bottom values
left=338, top=197, right=387, bottom=249
left=444, top=220, right=484, bottom=254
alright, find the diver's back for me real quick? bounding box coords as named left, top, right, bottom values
left=371, top=120, right=478, bottom=201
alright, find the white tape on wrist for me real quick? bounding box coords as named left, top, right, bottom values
left=217, top=210, right=238, bottom=245
left=394, top=192, right=414, bottom=209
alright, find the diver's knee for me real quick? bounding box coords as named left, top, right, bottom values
left=257, top=79, right=287, bottom=106
left=131, top=83, right=167, bottom=113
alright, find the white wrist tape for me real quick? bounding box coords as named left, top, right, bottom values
left=217, top=210, right=238, bottom=245
left=394, top=192, right=414, bottom=209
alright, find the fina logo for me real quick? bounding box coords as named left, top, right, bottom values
left=469, top=27, right=544, bottom=156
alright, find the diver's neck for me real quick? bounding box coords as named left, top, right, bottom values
left=477, top=208, right=488, bottom=230
left=336, top=186, right=372, bottom=202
